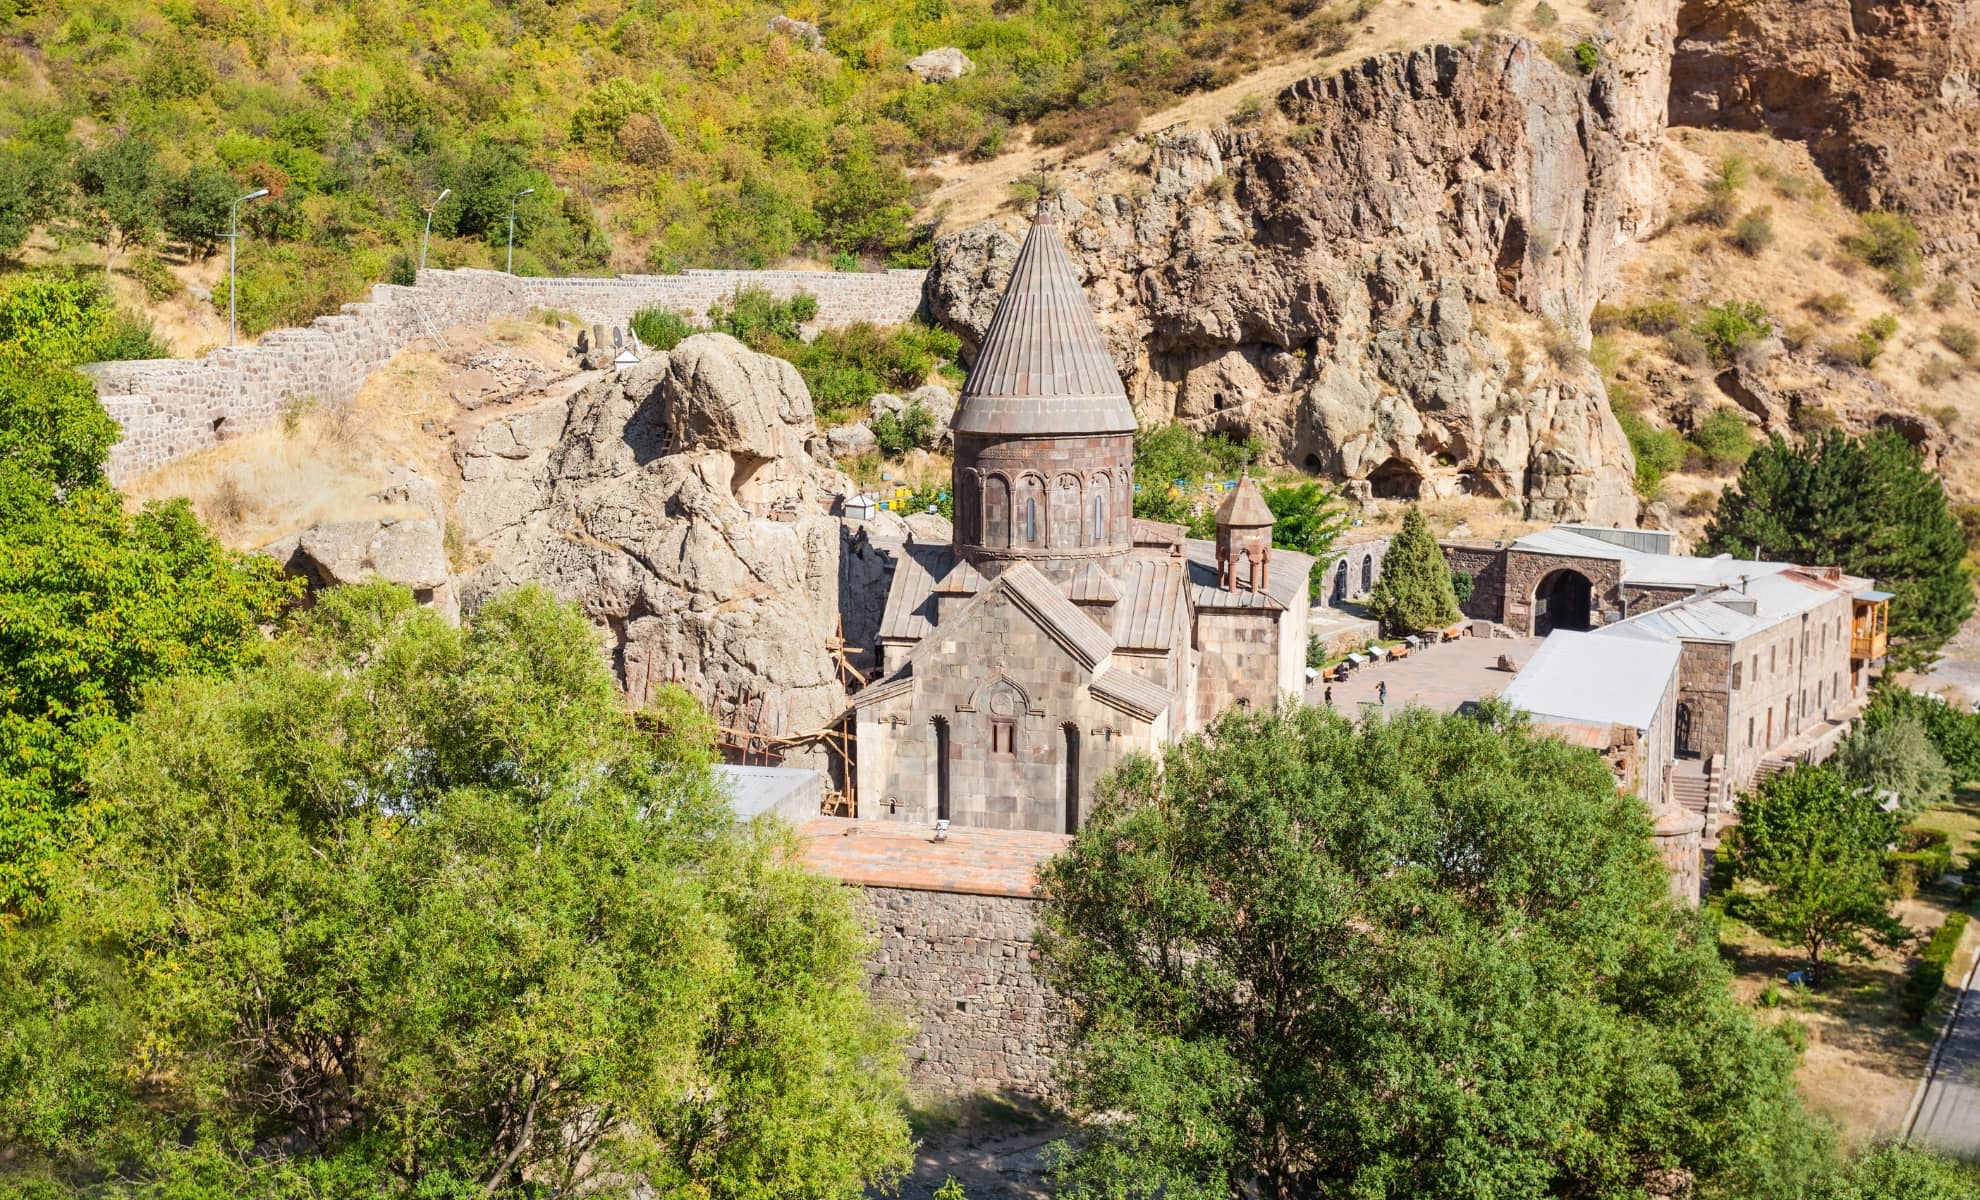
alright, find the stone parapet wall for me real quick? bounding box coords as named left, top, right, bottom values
left=85, top=266, right=927, bottom=483
left=861, top=886, right=1065, bottom=1098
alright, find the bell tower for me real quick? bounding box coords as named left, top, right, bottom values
left=949, top=211, right=1137, bottom=583
left=1214, top=473, right=1275, bottom=593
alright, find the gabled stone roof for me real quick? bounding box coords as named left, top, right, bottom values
left=951, top=214, right=1137, bottom=437
left=1066, top=561, right=1121, bottom=604
left=1091, top=668, right=1173, bottom=721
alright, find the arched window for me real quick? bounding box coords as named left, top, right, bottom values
left=1026, top=498, right=1038, bottom=546
left=1090, top=472, right=1112, bottom=544
left=1361, top=555, right=1374, bottom=592
left=983, top=475, right=1010, bottom=549
left=1092, top=494, right=1105, bottom=542
left=931, top=717, right=951, bottom=821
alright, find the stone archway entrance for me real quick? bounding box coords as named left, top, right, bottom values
left=1332, top=559, right=1348, bottom=605
left=1675, top=701, right=1698, bottom=758
left=1534, top=568, right=1592, bottom=636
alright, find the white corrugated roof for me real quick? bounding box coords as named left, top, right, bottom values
left=1502, top=630, right=1681, bottom=731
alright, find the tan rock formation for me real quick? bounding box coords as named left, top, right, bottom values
left=928, top=31, right=1682, bottom=524
left=455, top=335, right=860, bottom=759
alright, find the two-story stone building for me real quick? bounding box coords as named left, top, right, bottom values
left=852, top=214, right=1314, bottom=833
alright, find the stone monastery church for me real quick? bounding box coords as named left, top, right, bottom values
left=854, top=215, right=1316, bottom=832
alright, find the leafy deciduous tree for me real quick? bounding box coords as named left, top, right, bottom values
left=1831, top=710, right=1952, bottom=819
left=1720, top=765, right=1912, bottom=980
left=70, top=135, right=162, bottom=278
left=1038, top=703, right=1830, bottom=1200
left=0, top=584, right=913, bottom=1197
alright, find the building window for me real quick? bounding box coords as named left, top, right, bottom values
left=1092, top=493, right=1105, bottom=543
left=1751, top=655, right=1758, bottom=681
left=1025, top=498, right=1038, bottom=546
left=1747, top=717, right=1754, bottom=748
left=931, top=717, right=951, bottom=821
left=1818, top=681, right=1824, bottom=709
left=1733, top=662, right=1742, bottom=689
left=1770, top=646, right=1776, bottom=673
left=992, top=719, right=1016, bottom=755
left=1063, top=723, right=1081, bottom=834
left=1361, top=555, right=1373, bottom=592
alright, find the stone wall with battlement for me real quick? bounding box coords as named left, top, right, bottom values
left=84, top=266, right=927, bottom=483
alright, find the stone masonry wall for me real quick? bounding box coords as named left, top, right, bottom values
left=1443, top=543, right=1509, bottom=623
left=85, top=266, right=926, bottom=484
left=862, top=886, right=1066, bottom=1097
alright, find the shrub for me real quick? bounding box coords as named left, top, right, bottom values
left=1690, top=407, right=1753, bottom=473
left=1940, top=322, right=1980, bottom=364
left=1693, top=301, right=1772, bottom=366
left=1920, top=359, right=1962, bottom=389
left=1729, top=208, right=1776, bottom=256
left=1571, top=40, right=1600, bottom=73
left=1791, top=404, right=1840, bottom=437
left=1903, top=911, right=1969, bottom=1023
left=1620, top=299, right=1686, bottom=335
left=1618, top=408, right=1685, bottom=494
left=1680, top=489, right=1717, bottom=518
left=707, top=287, right=818, bottom=347
left=1929, top=279, right=1963, bottom=311
left=1664, top=328, right=1711, bottom=368
left=781, top=320, right=961, bottom=424
left=1542, top=322, right=1583, bottom=369
left=630, top=306, right=696, bottom=352
left=1801, top=292, right=1853, bottom=323
left=127, top=254, right=181, bottom=302
left=1848, top=211, right=1923, bottom=272
left=1529, top=2, right=1559, bottom=28
left=871, top=401, right=936, bottom=457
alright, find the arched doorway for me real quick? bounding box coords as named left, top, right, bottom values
left=1063, top=723, right=1081, bottom=834
left=1533, top=568, right=1592, bottom=635
left=1675, top=701, right=1697, bottom=758
left=1332, top=559, right=1348, bottom=605
left=1361, top=554, right=1374, bottom=593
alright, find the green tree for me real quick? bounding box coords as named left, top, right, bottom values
left=1860, top=685, right=1980, bottom=784
left=161, top=163, right=242, bottom=259
left=1705, top=430, right=1973, bottom=667
left=0, top=584, right=913, bottom=1196
left=1364, top=503, right=1460, bottom=633
left=1037, top=704, right=1830, bottom=1200
left=70, top=135, right=162, bottom=278
left=1831, top=710, right=1952, bottom=818
left=0, top=274, right=296, bottom=913
left=0, top=148, right=63, bottom=263
left=1720, top=765, right=1911, bottom=981
left=1818, top=1142, right=1980, bottom=1200
left=1260, top=480, right=1347, bottom=599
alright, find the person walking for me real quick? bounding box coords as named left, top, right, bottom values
left=1324, top=685, right=1333, bottom=708
left=1377, top=679, right=1388, bottom=706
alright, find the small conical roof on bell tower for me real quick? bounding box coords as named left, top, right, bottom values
left=1214, top=472, right=1275, bottom=528
left=951, top=212, right=1137, bottom=437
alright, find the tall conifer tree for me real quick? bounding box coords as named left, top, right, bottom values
left=1365, top=504, right=1460, bottom=634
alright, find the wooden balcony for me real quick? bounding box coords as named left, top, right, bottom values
left=1851, top=595, right=1890, bottom=661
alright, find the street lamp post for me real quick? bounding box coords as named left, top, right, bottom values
left=226, top=187, right=271, bottom=347
left=506, top=187, right=535, bottom=274
left=418, top=187, right=451, bottom=273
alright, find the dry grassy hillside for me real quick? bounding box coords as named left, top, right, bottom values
left=1595, top=128, right=1977, bottom=540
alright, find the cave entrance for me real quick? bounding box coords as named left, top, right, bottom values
left=1533, top=568, right=1593, bottom=637
left=1368, top=459, right=1422, bottom=501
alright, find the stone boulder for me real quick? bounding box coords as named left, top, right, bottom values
left=453, top=338, right=860, bottom=766
left=906, top=47, right=973, bottom=83
left=767, top=14, right=822, bottom=49
left=827, top=421, right=878, bottom=459
left=267, top=516, right=458, bottom=620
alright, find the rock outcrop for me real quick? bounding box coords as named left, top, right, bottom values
left=906, top=47, right=973, bottom=83
left=454, top=334, right=862, bottom=760
left=927, top=22, right=1683, bottom=523
left=1670, top=0, right=1980, bottom=258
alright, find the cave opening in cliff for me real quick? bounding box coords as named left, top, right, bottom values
left=1368, top=459, right=1422, bottom=500
left=1534, top=568, right=1593, bottom=636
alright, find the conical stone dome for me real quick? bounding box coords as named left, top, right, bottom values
left=951, top=214, right=1137, bottom=437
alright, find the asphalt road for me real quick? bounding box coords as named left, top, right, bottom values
left=1912, top=971, right=1980, bottom=1159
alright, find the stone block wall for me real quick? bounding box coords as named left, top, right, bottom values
left=1320, top=535, right=1392, bottom=608
left=862, top=886, right=1066, bottom=1097
left=1443, top=543, right=1509, bottom=622
left=86, top=266, right=927, bottom=484
left=1193, top=609, right=1285, bottom=724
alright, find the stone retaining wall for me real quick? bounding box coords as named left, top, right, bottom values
left=85, top=266, right=927, bottom=483
left=862, top=886, right=1065, bottom=1098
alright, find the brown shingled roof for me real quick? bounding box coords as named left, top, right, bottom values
left=951, top=216, right=1137, bottom=437
left=1214, top=474, right=1275, bottom=527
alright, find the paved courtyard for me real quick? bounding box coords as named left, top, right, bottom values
left=1305, top=634, right=1544, bottom=717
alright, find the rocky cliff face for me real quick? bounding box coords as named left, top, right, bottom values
left=450, top=335, right=863, bottom=757
left=1671, top=0, right=1980, bottom=258
left=928, top=15, right=1682, bottom=525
